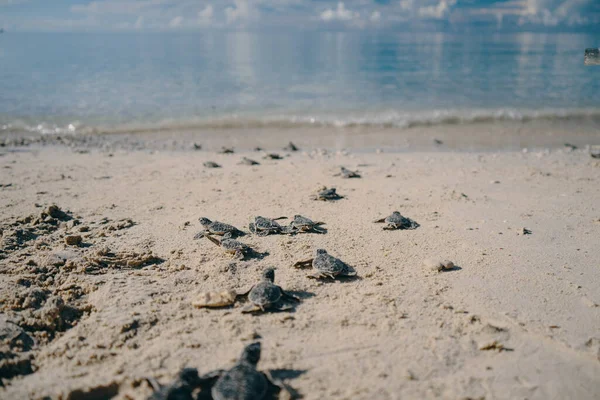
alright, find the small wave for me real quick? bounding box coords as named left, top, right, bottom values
left=2, top=108, right=600, bottom=135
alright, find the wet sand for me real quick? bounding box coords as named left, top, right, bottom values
left=1, top=126, right=600, bottom=399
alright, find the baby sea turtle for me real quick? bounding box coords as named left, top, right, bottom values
left=205, top=235, right=252, bottom=260
left=294, top=248, right=356, bottom=280
left=239, top=157, right=260, bottom=166
left=200, top=342, right=295, bottom=400
left=204, top=161, right=221, bottom=168
left=196, top=217, right=244, bottom=239
left=287, top=215, right=326, bottom=234
left=241, top=268, right=299, bottom=313
left=249, top=216, right=288, bottom=236
left=283, top=142, right=299, bottom=152
left=146, top=367, right=204, bottom=400
left=310, top=187, right=344, bottom=201
left=263, top=153, right=283, bottom=160
left=219, top=147, right=235, bottom=154
left=373, top=211, right=420, bottom=230
left=334, top=167, right=361, bottom=179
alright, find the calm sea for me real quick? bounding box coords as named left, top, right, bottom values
left=0, top=31, right=598, bottom=134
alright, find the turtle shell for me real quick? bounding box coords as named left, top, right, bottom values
left=212, top=363, right=269, bottom=400
left=313, top=251, right=345, bottom=275
left=221, top=239, right=247, bottom=251
left=254, top=217, right=281, bottom=232
left=386, top=212, right=419, bottom=229
left=292, top=215, right=314, bottom=228
left=209, top=221, right=239, bottom=235
left=248, top=281, right=282, bottom=308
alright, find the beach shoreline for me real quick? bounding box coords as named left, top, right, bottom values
left=1, top=127, right=600, bottom=399
left=2, top=117, right=600, bottom=153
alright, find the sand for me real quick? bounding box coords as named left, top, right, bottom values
left=1, top=127, right=600, bottom=399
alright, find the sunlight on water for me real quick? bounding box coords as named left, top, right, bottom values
left=0, top=31, right=598, bottom=134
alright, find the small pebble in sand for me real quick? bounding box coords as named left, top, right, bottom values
left=423, top=258, right=455, bottom=272
left=64, top=235, right=82, bottom=246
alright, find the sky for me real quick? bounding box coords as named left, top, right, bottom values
left=1, top=0, right=599, bottom=32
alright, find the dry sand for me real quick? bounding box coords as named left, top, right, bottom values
left=1, top=128, right=600, bottom=399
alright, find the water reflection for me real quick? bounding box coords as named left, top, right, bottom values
left=0, top=31, right=598, bottom=127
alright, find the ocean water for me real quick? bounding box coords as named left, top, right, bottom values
left=0, top=31, right=599, bottom=135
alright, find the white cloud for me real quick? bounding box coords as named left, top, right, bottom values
left=169, top=16, right=183, bottom=28
left=370, top=10, right=381, bottom=23
left=225, top=0, right=252, bottom=24
left=71, top=0, right=168, bottom=15
left=518, top=0, right=593, bottom=26
left=320, top=2, right=360, bottom=22
left=418, top=0, right=456, bottom=19
left=399, top=0, right=414, bottom=11
left=198, top=5, right=213, bottom=25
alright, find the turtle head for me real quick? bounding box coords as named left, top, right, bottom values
left=314, top=248, right=327, bottom=257
left=240, top=342, right=261, bottom=366
left=392, top=211, right=401, bottom=216
left=177, top=368, right=201, bottom=386
left=262, top=268, right=275, bottom=282
left=199, top=217, right=212, bottom=227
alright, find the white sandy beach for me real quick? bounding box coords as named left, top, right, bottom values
left=1, top=129, right=600, bottom=399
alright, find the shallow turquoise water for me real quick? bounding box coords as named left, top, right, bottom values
left=0, top=31, right=598, bottom=133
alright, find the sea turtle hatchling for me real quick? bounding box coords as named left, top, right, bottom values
left=294, top=248, right=356, bottom=280
left=287, top=215, right=326, bottom=234
left=249, top=216, right=288, bottom=236
left=146, top=367, right=204, bottom=400
left=205, top=235, right=253, bottom=260
left=334, top=166, right=361, bottom=179
left=283, top=142, right=299, bottom=152
left=204, top=161, right=221, bottom=168
left=263, top=153, right=283, bottom=160
left=373, top=211, right=420, bottom=230
left=199, top=342, right=295, bottom=400
left=218, top=147, right=235, bottom=154
left=241, top=268, right=299, bottom=313
left=239, top=157, right=260, bottom=166
left=310, top=187, right=344, bottom=201
left=195, top=217, right=245, bottom=239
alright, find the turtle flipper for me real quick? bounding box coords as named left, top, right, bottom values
left=264, top=370, right=300, bottom=400
left=293, top=258, right=313, bottom=269
left=193, top=231, right=208, bottom=239
left=145, top=377, right=162, bottom=393
left=341, top=264, right=357, bottom=277
left=241, top=304, right=262, bottom=313
left=198, top=369, right=224, bottom=384
left=274, top=302, right=295, bottom=311
left=205, top=234, right=222, bottom=247
left=307, top=272, right=327, bottom=280
left=234, top=249, right=245, bottom=260
left=373, top=218, right=386, bottom=223
left=281, top=291, right=300, bottom=303
left=249, top=223, right=257, bottom=234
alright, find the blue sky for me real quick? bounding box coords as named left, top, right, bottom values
left=1, top=0, right=599, bottom=32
